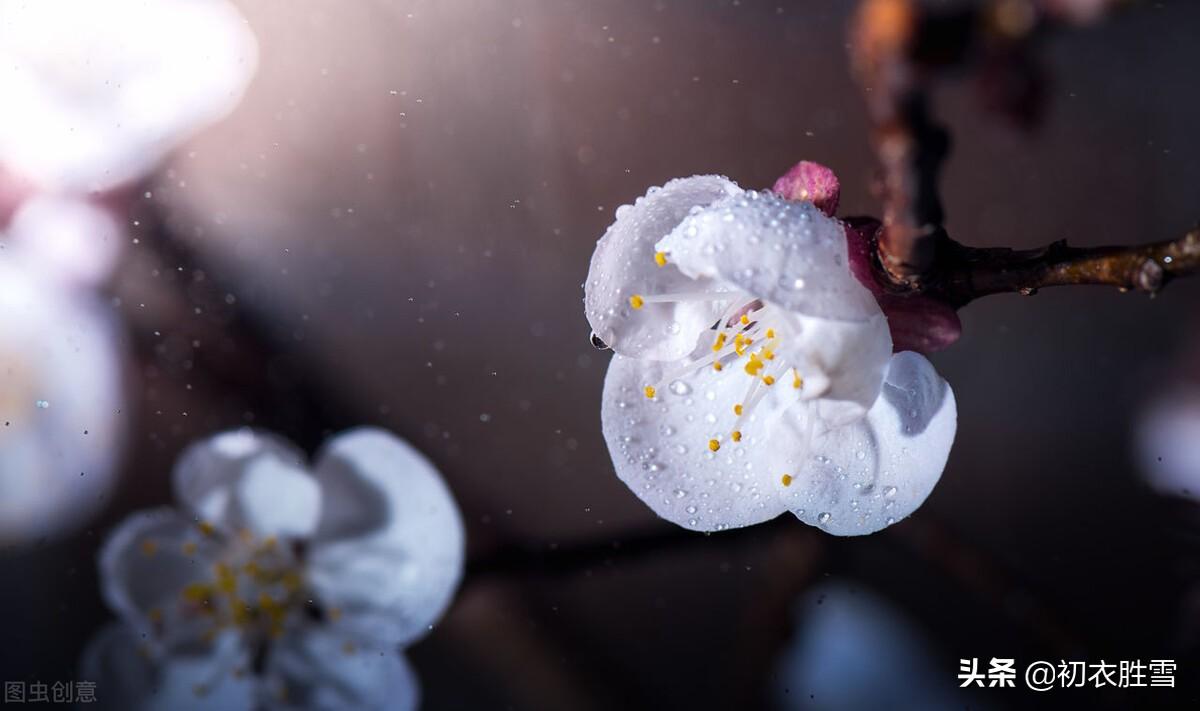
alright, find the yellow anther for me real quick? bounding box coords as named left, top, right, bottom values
left=734, top=404, right=743, bottom=416
left=198, top=521, right=215, bottom=537
left=282, top=571, right=303, bottom=592
left=781, top=474, right=794, bottom=487
left=712, top=333, right=727, bottom=351
left=140, top=540, right=158, bottom=557
left=731, top=430, right=742, bottom=442
left=182, top=582, right=213, bottom=603
left=713, top=362, right=724, bottom=372
left=654, top=251, right=668, bottom=267
left=740, top=314, right=749, bottom=325
left=793, top=372, right=804, bottom=389
left=708, top=439, right=720, bottom=452
left=215, top=563, right=237, bottom=594
left=643, top=385, right=656, bottom=399
left=182, top=542, right=198, bottom=556
left=763, top=375, right=776, bottom=386
left=629, top=294, right=645, bottom=310
left=766, top=328, right=776, bottom=339
left=763, top=348, right=775, bottom=360
left=744, top=354, right=764, bottom=376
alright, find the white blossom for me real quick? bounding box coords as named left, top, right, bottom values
left=585, top=176, right=957, bottom=535
left=0, top=249, right=123, bottom=543
left=83, top=428, right=465, bottom=711
left=0, top=0, right=258, bottom=193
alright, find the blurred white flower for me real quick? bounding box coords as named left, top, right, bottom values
left=83, top=428, right=465, bottom=711
left=0, top=249, right=124, bottom=543
left=1138, top=387, right=1200, bottom=502
left=0, top=0, right=258, bottom=193
left=585, top=177, right=956, bottom=535
left=775, top=581, right=990, bottom=710
left=7, top=194, right=123, bottom=286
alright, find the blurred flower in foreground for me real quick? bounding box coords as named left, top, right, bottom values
left=585, top=168, right=956, bottom=535
left=0, top=249, right=123, bottom=543
left=775, top=581, right=988, bottom=710
left=83, top=428, right=465, bottom=710
left=0, top=0, right=258, bottom=194
left=1137, top=387, right=1200, bottom=502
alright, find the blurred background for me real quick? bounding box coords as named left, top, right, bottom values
left=1, top=0, right=1198, bottom=708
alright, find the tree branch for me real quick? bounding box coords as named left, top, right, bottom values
left=933, top=227, right=1200, bottom=306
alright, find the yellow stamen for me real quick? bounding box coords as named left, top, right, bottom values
left=744, top=354, right=764, bottom=376
left=198, top=521, right=215, bottom=537
left=713, top=362, right=724, bottom=372
left=763, top=348, right=775, bottom=360
left=763, top=375, right=776, bottom=386
left=733, top=404, right=744, bottom=416
left=731, top=430, right=742, bottom=442
left=654, top=251, right=668, bottom=267
left=740, top=314, right=749, bottom=325
left=643, top=385, right=656, bottom=399
left=708, top=439, right=720, bottom=452
left=781, top=474, right=793, bottom=487
left=629, top=294, right=645, bottom=310
left=712, top=333, right=727, bottom=351
left=182, top=541, right=198, bottom=556
left=766, top=328, right=776, bottom=339
left=792, top=371, right=804, bottom=389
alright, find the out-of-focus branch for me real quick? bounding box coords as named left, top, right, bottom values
left=850, top=0, right=1197, bottom=302
left=851, top=0, right=949, bottom=288
left=935, top=227, right=1200, bottom=306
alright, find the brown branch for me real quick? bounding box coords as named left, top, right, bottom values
left=851, top=0, right=1200, bottom=304
left=851, top=0, right=949, bottom=289
left=931, top=226, right=1200, bottom=307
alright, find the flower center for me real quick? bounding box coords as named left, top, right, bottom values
left=629, top=254, right=806, bottom=453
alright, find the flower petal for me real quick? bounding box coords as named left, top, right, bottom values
left=1137, top=388, right=1200, bottom=502
left=306, top=428, right=464, bottom=647
left=98, top=508, right=219, bottom=645
left=775, top=309, right=892, bottom=427
left=0, top=0, right=258, bottom=192
left=7, top=194, right=122, bottom=286
left=265, top=628, right=419, bottom=711
left=79, top=624, right=254, bottom=711
left=601, top=352, right=795, bottom=531
left=772, top=352, right=956, bottom=535
left=172, top=429, right=306, bottom=532
left=231, top=455, right=322, bottom=539
left=658, top=189, right=881, bottom=322
left=0, top=259, right=124, bottom=544
left=584, top=175, right=741, bottom=360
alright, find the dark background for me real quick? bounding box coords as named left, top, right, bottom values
left=2, top=0, right=1199, bottom=708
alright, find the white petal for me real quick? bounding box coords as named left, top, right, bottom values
left=601, top=353, right=794, bottom=531
left=264, top=628, right=419, bottom=711
left=306, top=428, right=464, bottom=647
left=658, top=189, right=881, bottom=321
left=0, top=0, right=258, bottom=192
left=80, top=624, right=254, bottom=711
left=172, top=429, right=306, bottom=531
left=1137, top=388, right=1200, bottom=501
left=7, top=195, right=122, bottom=286
left=98, top=508, right=217, bottom=644
left=584, top=175, right=741, bottom=360
left=0, top=260, right=124, bottom=544
left=773, top=352, right=956, bottom=535
left=232, top=456, right=322, bottom=539
left=777, top=310, right=892, bottom=426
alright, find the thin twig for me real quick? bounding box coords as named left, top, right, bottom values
left=934, top=227, right=1200, bottom=306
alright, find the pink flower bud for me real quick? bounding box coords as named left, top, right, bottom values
left=771, top=160, right=840, bottom=217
